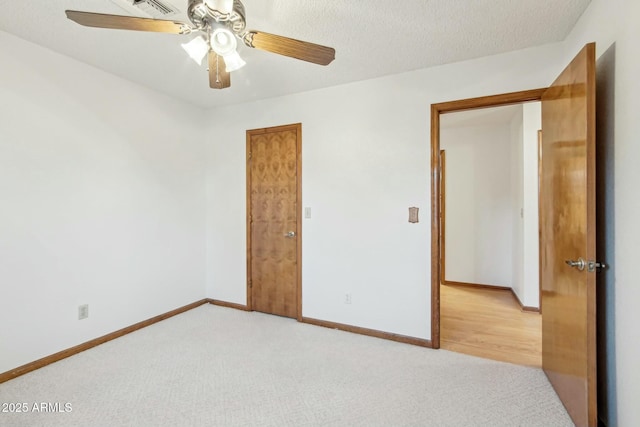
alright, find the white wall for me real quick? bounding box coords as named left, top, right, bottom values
left=562, top=0, right=640, bottom=425
left=204, top=42, right=565, bottom=339
left=522, top=102, right=541, bottom=308
left=0, top=31, right=207, bottom=374
left=441, top=124, right=513, bottom=287
left=510, top=110, right=525, bottom=301
left=510, top=102, right=542, bottom=309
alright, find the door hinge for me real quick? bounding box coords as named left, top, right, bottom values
left=248, top=280, right=252, bottom=288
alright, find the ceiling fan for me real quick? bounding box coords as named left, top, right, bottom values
left=65, top=0, right=336, bottom=89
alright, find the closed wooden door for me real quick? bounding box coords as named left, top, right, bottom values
left=540, top=43, right=597, bottom=426
left=247, top=124, right=301, bottom=319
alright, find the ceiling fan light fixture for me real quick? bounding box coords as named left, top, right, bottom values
left=210, top=28, right=246, bottom=71
left=210, top=28, right=236, bottom=56
left=181, top=35, right=209, bottom=65
left=222, top=50, right=246, bottom=72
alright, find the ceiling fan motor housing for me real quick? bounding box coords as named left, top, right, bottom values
left=187, top=0, right=246, bottom=33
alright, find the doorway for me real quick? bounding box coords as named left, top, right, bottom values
left=430, top=89, right=546, bottom=348
left=438, top=102, right=542, bottom=366
left=246, top=123, right=302, bottom=320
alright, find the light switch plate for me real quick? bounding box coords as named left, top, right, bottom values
left=305, top=207, right=312, bottom=219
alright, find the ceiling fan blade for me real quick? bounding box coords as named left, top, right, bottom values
left=65, top=10, right=191, bottom=34
left=246, top=31, right=335, bottom=66
left=209, top=52, right=231, bottom=89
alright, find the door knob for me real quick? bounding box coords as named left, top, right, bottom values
left=284, top=231, right=296, bottom=238
left=565, top=258, right=586, bottom=271
left=588, top=261, right=607, bottom=272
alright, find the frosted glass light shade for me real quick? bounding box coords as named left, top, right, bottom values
left=181, top=36, right=209, bottom=65
left=210, top=28, right=237, bottom=56
left=222, top=51, right=246, bottom=72
left=210, top=28, right=246, bottom=72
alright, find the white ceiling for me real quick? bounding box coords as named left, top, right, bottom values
left=0, top=0, right=591, bottom=109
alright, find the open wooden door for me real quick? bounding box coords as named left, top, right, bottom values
left=540, top=43, right=598, bottom=426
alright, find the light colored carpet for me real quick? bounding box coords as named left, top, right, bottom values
left=0, top=305, right=573, bottom=427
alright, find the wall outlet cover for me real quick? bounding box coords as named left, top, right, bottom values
left=78, top=304, right=89, bottom=320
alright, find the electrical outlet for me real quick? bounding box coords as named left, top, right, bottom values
left=78, top=304, right=89, bottom=320
left=344, top=293, right=352, bottom=305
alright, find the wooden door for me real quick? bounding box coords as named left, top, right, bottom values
left=247, top=124, right=301, bottom=319
left=540, top=43, right=597, bottom=426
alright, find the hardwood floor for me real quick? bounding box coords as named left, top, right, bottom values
left=441, top=283, right=541, bottom=367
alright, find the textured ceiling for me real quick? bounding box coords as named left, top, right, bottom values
left=0, top=0, right=591, bottom=108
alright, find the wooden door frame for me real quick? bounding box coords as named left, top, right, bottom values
left=430, top=89, right=546, bottom=348
left=246, top=123, right=303, bottom=321
left=439, top=150, right=446, bottom=285
left=537, top=130, right=543, bottom=315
